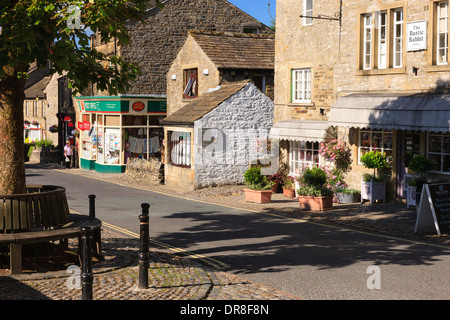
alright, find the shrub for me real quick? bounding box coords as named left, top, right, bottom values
left=34, top=139, right=54, bottom=148
left=244, top=166, right=272, bottom=190
left=360, top=151, right=389, bottom=178
left=301, top=167, right=327, bottom=186
left=407, top=155, right=432, bottom=175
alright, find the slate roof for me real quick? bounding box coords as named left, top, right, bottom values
left=161, top=80, right=252, bottom=126
left=188, top=30, right=274, bottom=70
left=24, top=65, right=51, bottom=99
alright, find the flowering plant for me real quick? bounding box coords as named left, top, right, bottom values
left=283, top=176, right=295, bottom=189
left=319, top=139, right=352, bottom=173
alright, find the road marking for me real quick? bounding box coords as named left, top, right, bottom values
left=58, top=169, right=450, bottom=251
left=70, top=209, right=229, bottom=270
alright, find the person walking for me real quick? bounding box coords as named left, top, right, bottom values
left=64, top=140, right=74, bottom=169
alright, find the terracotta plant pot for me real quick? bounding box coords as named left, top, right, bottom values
left=283, top=187, right=296, bottom=198
left=271, top=182, right=280, bottom=193
left=244, top=189, right=272, bottom=203
left=298, top=196, right=333, bottom=211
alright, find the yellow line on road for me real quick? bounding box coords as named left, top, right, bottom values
left=60, top=169, right=450, bottom=251
left=69, top=209, right=229, bottom=269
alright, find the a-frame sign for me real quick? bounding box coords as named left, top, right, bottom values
left=415, top=182, right=450, bottom=236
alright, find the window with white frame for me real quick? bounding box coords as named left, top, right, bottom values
left=303, top=0, right=313, bottom=26
left=437, top=1, right=449, bottom=65
left=169, top=131, right=191, bottom=167
left=363, top=13, right=373, bottom=70
left=393, top=9, right=403, bottom=68
left=289, top=140, right=320, bottom=176
left=358, top=129, right=393, bottom=163
left=378, top=11, right=387, bottom=69
left=428, top=133, right=450, bottom=174
left=291, top=68, right=311, bottom=103
left=360, top=7, right=404, bottom=70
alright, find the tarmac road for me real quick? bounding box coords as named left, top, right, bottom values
left=25, top=165, right=450, bottom=300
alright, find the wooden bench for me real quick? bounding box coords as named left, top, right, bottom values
left=0, top=185, right=102, bottom=274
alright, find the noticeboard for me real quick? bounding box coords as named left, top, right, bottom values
left=415, top=182, right=450, bottom=235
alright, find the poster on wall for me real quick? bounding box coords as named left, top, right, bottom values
left=105, top=128, right=121, bottom=164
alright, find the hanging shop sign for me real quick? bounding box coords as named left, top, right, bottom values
left=77, top=96, right=167, bottom=114
left=407, top=20, right=427, bottom=52
left=77, top=121, right=91, bottom=131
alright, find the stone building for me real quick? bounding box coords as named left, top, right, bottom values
left=272, top=0, right=450, bottom=202
left=23, top=64, right=53, bottom=143
left=162, top=80, right=274, bottom=190
left=167, top=29, right=275, bottom=115
left=89, top=0, right=274, bottom=97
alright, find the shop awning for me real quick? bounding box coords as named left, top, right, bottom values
left=269, top=120, right=334, bottom=142
left=328, top=93, right=450, bottom=132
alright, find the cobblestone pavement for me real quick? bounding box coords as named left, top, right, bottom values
left=3, top=163, right=446, bottom=301
left=0, top=228, right=300, bottom=300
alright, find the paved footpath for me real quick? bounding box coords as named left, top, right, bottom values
left=0, top=227, right=300, bottom=301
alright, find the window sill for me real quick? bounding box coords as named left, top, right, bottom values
left=356, top=67, right=406, bottom=76
left=427, top=64, right=450, bottom=73
left=288, top=102, right=315, bottom=107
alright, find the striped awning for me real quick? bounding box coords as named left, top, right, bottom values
left=328, top=94, right=450, bottom=132
left=269, top=120, right=334, bottom=142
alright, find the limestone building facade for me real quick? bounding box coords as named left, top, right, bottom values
left=272, top=0, right=450, bottom=202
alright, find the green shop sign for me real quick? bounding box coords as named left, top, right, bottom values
left=77, top=96, right=167, bottom=114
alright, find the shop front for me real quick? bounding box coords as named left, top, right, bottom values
left=75, top=95, right=166, bottom=173
left=328, top=93, right=450, bottom=201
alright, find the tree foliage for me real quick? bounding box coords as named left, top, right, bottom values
left=0, top=0, right=162, bottom=94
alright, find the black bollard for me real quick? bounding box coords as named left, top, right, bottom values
left=139, top=203, right=150, bottom=289
left=88, top=194, right=96, bottom=218
left=80, top=227, right=94, bottom=300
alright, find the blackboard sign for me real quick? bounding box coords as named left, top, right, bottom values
left=427, top=183, right=450, bottom=233
left=415, top=182, right=450, bottom=235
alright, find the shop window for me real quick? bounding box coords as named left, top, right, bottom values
left=183, top=68, right=198, bottom=99
left=360, top=7, right=404, bottom=70
left=428, top=133, right=450, bottom=173
left=169, top=131, right=191, bottom=167
left=359, top=129, right=393, bottom=164
left=289, top=140, right=320, bottom=176
left=291, top=68, right=311, bottom=103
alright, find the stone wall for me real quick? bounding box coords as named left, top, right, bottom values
left=193, top=82, right=274, bottom=188
left=274, top=0, right=341, bottom=123
left=93, top=0, right=274, bottom=96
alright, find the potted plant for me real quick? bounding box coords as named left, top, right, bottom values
left=243, top=166, right=273, bottom=203
left=282, top=176, right=295, bottom=198
left=296, top=167, right=334, bottom=211
left=360, top=151, right=389, bottom=204
left=268, top=170, right=284, bottom=193
left=407, top=155, right=433, bottom=207
left=335, top=186, right=361, bottom=204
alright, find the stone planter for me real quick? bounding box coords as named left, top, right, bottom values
left=298, top=196, right=333, bottom=211
left=283, top=187, right=296, bottom=198
left=336, top=192, right=361, bottom=204
left=244, top=189, right=272, bottom=204
left=361, top=180, right=386, bottom=204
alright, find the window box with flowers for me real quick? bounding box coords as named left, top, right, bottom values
left=49, top=125, right=59, bottom=133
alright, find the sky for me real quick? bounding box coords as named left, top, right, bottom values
left=227, top=0, right=276, bottom=27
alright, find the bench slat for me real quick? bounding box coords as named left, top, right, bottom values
left=32, top=196, right=42, bottom=229
left=0, top=198, right=4, bottom=231
left=5, top=199, right=12, bottom=231
left=19, top=198, right=30, bottom=230
left=13, top=199, right=20, bottom=230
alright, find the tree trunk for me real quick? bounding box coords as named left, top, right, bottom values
left=0, top=65, right=28, bottom=195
